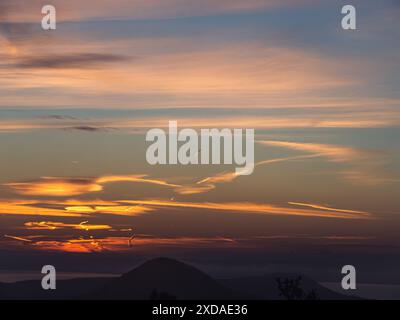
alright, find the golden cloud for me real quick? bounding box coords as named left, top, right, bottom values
left=5, top=177, right=103, bottom=196
left=0, top=199, right=152, bottom=218
left=5, top=175, right=180, bottom=197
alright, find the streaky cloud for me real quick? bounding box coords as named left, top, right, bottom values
left=24, top=221, right=112, bottom=231
left=121, top=199, right=373, bottom=220
left=288, top=202, right=369, bottom=215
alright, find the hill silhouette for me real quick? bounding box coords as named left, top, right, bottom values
left=91, top=257, right=241, bottom=300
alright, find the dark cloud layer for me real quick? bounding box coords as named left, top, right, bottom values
left=10, top=53, right=130, bottom=69
left=0, top=1, right=38, bottom=41
left=38, top=115, right=80, bottom=120
left=63, top=126, right=112, bottom=132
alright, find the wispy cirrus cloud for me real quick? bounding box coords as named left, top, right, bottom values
left=288, top=202, right=369, bottom=215
left=12, top=150, right=353, bottom=199
left=121, top=199, right=372, bottom=220
left=258, top=140, right=368, bottom=162
left=0, top=41, right=378, bottom=110
left=177, top=154, right=322, bottom=195
left=0, top=197, right=372, bottom=220
left=258, top=140, right=396, bottom=186
left=340, top=170, right=399, bottom=186
left=174, top=172, right=237, bottom=195
left=1, top=0, right=399, bottom=114
left=4, top=234, right=32, bottom=243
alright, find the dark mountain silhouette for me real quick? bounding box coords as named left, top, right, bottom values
left=0, top=257, right=359, bottom=300
left=90, top=257, right=242, bottom=300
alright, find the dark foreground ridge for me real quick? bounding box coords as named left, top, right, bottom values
left=0, top=257, right=358, bottom=300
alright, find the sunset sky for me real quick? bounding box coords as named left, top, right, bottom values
left=0, top=0, right=399, bottom=288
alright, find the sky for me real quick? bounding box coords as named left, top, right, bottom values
left=0, top=0, right=399, bottom=295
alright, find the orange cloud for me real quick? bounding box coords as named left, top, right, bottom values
left=5, top=175, right=180, bottom=197
left=96, top=175, right=180, bottom=188
left=33, top=239, right=104, bottom=253
left=0, top=200, right=83, bottom=217
left=3, top=193, right=372, bottom=219
left=0, top=199, right=152, bottom=218
left=5, top=177, right=102, bottom=196
left=121, top=199, right=372, bottom=220
left=56, top=199, right=154, bottom=216
left=3, top=234, right=238, bottom=253
left=65, top=205, right=153, bottom=216
left=24, top=221, right=112, bottom=231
